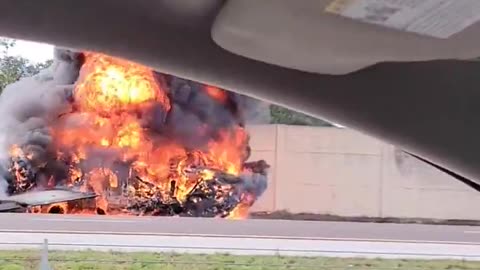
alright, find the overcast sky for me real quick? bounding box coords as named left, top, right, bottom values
left=8, top=39, right=54, bottom=63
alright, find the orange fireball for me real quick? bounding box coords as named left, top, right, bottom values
left=75, top=52, right=170, bottom=114
left=10, top=52, right=261, bottom=218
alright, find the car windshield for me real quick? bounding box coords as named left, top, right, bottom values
left=0, top=38, right=479, bottom=270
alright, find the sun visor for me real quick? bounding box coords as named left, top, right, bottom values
left=212, top=0, right=480, bottom=75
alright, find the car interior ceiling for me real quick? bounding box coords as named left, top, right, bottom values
left=2, top=0, right=480, bottom=188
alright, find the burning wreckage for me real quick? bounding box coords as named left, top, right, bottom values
left=0, top=50, right=269, bottom=218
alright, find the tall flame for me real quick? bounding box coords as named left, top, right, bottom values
left=7, top=52, right=268, bottom=219
left=7, top=52, right=264, bottom=219
left=75, top=52, right=170, bottom=113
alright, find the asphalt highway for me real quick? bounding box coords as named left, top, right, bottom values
left=1, top=213, right=480, bottom=243
left=1, top=213, right=480, bottom=259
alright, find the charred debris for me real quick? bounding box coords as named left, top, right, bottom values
left=0, top=50, right=269, bottom=217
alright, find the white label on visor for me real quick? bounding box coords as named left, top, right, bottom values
left=325, top=0, right=480, bottom=39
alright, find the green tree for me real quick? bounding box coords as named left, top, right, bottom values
left=0, top=38, right=53, bottom=92
left=270, top=104, right=333, bottom=126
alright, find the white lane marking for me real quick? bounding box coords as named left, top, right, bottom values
left=0, top=229, right=478, bottom=245
left=464, top=231, right=480, bottom=234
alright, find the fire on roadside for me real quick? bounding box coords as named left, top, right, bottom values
left=6, top=52, right=268, bottom=219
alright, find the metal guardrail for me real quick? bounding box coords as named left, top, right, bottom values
left=0, top=239, right=479, bottom=270
left=2, top=242, right=480, bottom=259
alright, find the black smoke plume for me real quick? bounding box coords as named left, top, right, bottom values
left=0, top=48, right=269, bottom=217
